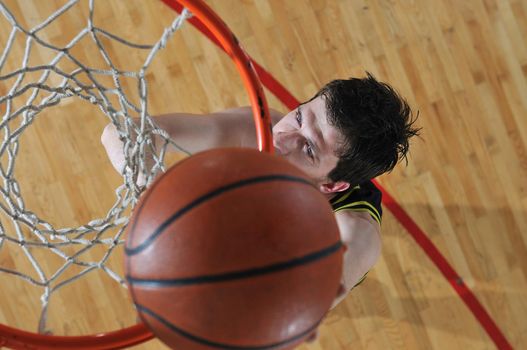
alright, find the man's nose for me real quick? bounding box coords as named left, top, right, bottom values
left=274, top=131, right=301, bottom=155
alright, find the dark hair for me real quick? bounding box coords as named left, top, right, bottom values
left=313, top=72, right=420, bottom=186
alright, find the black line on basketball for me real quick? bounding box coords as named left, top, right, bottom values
left=125, top=174, right=315, bottom=256
left=125, top=156, right=196, bottom=300
left=125, top=154, right=195, bottom=251
left=136, top=303, right=320, bottom=350
left=127, top=241, right=342, bottom=287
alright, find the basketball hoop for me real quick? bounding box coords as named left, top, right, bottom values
left=0, top=0, right=271, bottom=348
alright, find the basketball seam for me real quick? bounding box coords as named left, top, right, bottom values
left=125, top=174, right=315, bottom=256
left=125, top=154, right=197, bottom=252
left=126, top=241, right=342, bottom=287
left=136, top=303, right=321, bottom=350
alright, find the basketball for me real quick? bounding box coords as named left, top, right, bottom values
left=124, top=148, right=343, bottom=350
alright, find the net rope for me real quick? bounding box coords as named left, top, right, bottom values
left=0, top=0, right=191, bottom=333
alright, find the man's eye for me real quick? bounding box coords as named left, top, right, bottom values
left=295, top=109, right=302, bottom=126
left=305, top=142, right=314, bottom=159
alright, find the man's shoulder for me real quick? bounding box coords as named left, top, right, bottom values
left=334, top=210, right=381, bottom=242
left=335, top=210, right=382, bottom=263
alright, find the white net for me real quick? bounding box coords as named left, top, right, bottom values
left=0, top=0, right=191, bottom=334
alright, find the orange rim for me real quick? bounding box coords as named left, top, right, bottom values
left=177, top=0, right=273, bottom=153
left=0, top=0, right=271, bottom=348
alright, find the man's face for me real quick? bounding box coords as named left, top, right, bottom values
left=272, top=96, right=343, bottom=186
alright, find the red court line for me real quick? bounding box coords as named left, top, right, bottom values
left=161, top=1, right=513, bottom=349
left=377, top=185, right=512, bottom=350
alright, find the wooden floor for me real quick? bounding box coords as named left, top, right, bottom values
left=0, top=0, right=526, bottom=349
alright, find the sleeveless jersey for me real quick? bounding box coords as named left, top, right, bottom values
left=330, top=181, right=382, bottom=225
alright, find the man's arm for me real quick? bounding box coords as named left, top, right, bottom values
left=330, top=211, right=382, bottom=309
left=100, top=107, right=284, bottom=175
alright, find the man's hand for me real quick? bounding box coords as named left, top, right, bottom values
left=101, top=123, right=126, bottom=175
left=101, top=122, right=155, bottom=187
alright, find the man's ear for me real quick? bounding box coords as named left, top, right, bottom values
left=319, top=181, right=350, bottom=194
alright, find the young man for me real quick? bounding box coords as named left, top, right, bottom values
left=102, top=72, right=419, bottom=325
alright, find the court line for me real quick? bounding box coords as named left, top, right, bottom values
left=160, top=1, right=513, bottom=349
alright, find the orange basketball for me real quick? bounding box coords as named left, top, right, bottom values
left=124, top=148, right=343, bottom=350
